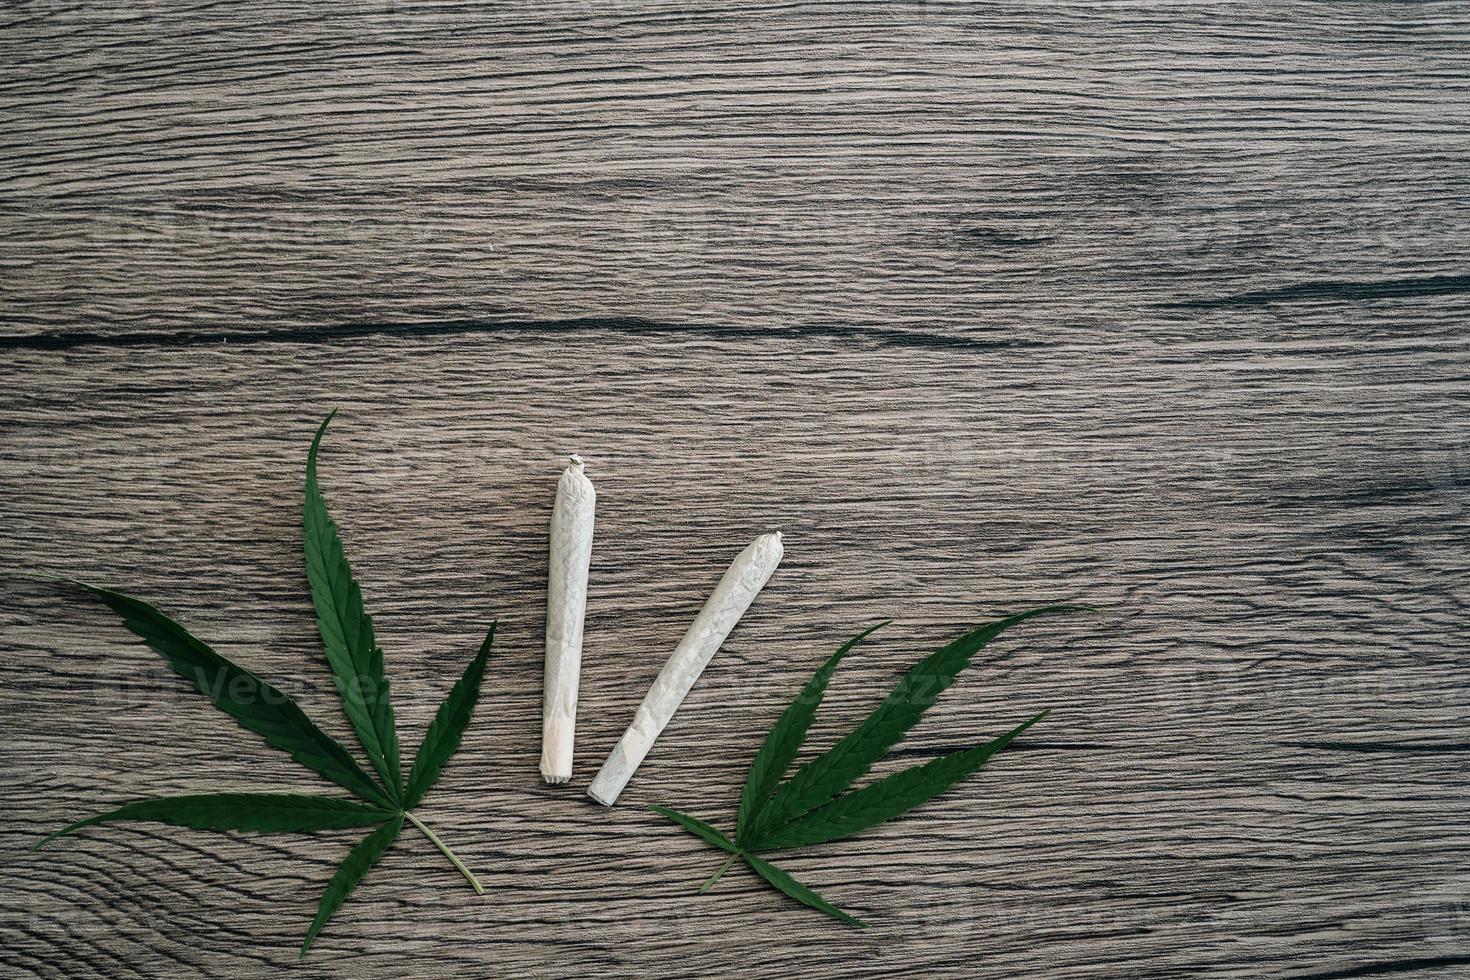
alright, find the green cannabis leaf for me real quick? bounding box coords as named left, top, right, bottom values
left=33, top=414, right=497, bottom=956
left=651, top=606, right=1089, bottom=927
left=304, top=412, right=404, bottom=803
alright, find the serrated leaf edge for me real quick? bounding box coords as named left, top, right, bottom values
left=305, top=412, right=403, bottom=803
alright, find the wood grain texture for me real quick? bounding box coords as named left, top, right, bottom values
left=1, top=2, right=1468, bottom=978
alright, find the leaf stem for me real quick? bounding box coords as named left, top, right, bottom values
left=404, top=811, right=484, bottom=895
left=700, top=851, right=741, bottom=893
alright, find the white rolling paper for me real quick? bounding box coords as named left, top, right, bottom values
left=587, top=531, right=784, bottom=806
left=540, top=455, right=595, bottom=784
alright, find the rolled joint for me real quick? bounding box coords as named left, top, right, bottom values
left=584, top=532, right=783, bottom=806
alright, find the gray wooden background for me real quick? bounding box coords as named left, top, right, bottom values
left=3, top=2, right=1468, bottom=978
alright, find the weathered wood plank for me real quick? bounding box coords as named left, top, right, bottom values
left=3, top=1, right=1469, bottom=340
left=0, top=332, right=1466, bottom=979
left=2, top=1, right=1469, bottom=977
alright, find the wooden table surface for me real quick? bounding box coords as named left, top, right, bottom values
left=3, top=3, right=1468, bottom=978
